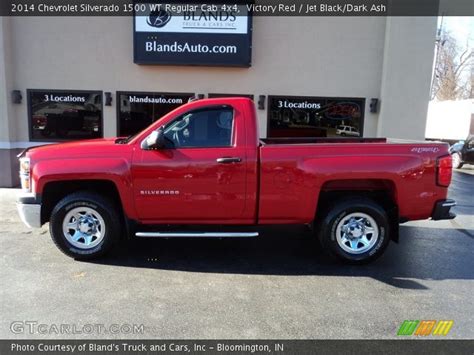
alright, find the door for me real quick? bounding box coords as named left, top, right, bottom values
left=464, top=136, right=474, bottom=163
left=132, top=106, right=251, bottom=223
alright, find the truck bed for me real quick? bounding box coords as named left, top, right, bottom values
left=257, top=138, right=450, bottom=224
left=260, top=137, right=387, bottom=145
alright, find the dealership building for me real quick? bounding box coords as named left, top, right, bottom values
left=0, top=9, right=437, bottom=187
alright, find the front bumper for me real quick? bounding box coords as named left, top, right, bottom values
left=16, top=193, right=42, bottom=228
left=431, top=199, right=456, bottom=221
left=17, top=203, right=42, bottom=228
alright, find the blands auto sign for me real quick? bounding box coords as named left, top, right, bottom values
left=133, top=2, right=252, bottom=66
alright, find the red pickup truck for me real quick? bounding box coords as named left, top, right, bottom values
left=17, top=97, right=455, bottom=263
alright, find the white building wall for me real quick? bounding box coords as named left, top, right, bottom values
left=7, top=16, right=386, bottom=141
left=426, top=100, right=473, bottom=140
left=0, top=15, right=437, bottom=186
left=377, top=17, right=437, bottom=140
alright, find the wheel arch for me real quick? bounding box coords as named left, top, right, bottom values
left=41, top=179, right=124, bottom=225
left=315, top=179, right=399, bottom=242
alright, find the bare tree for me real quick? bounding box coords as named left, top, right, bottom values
left=431, top=31, right=473, bottom=100
left=471, top=64, right=474, bottom=98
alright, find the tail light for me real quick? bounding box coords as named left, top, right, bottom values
left=33, top=115, right=47, bottom=125
left=436, top=155, right=452, bottom=187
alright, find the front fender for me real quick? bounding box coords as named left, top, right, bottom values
left=32, top=158, right=135, bottom=219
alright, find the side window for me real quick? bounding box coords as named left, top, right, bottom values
left=163, top=107, right=234, bottom=148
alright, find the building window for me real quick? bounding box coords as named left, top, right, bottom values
left=163, top=107, right=234, bottom=148
left=117, top=92, right=194, bottom=137
left=267, top=95, right=365, bottom=138
left=28, top=90, right=103, bottom=141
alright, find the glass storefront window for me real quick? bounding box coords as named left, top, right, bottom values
left=117, top=92, right=194, bottom=137
left=267, top=95, right=365, bottom=138
left=28, top=90, right=103, bottom=141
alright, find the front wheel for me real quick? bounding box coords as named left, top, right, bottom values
left=452, top=152, right=463, bottom=169
left=49, top=192, right=120, bottom=260
left=317, top=198, right=391, bottom=264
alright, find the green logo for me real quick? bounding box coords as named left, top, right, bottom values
left=397, top=320, right=453, bottom=336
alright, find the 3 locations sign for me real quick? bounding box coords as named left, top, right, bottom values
left=134, top=2, right=252, bottom=66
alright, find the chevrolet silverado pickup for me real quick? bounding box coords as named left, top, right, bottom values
left=17, top=97, right=456, bottom=263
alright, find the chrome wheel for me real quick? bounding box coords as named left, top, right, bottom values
left=452, top=153, right=461, bottom=168
left=62, top=207, right=106, bottom=249
left=335, top=212, right=379, bottom=254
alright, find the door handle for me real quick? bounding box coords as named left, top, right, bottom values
left=216, top=157, right=242, bottom=164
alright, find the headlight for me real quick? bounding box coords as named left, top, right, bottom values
left=19, top=157, right=31, bottom=192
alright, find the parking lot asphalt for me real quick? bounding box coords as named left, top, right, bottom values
left=0, top=169, right=473, bottom=339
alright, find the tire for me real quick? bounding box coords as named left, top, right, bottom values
left=317, top=197, right=391, bottom=264
left=452, top=152, right=463, bottom=169
left=49, top=192, right=120, bottom=260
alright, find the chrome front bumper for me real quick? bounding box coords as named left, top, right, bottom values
left=16, top=203, right=42, bottom=228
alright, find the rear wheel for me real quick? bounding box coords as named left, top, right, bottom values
left=452, top=152, right=463, bottom=169
left=49, top=192, right=120, bottom=259
left=317, top=198, right=390, bottom=264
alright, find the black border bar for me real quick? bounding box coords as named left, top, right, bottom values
left=1, top=0, right=474, bottom=16
left=1, top=339, right=474, bottom=355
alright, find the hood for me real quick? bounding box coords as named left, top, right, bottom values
left=23, top=138, right=126, bottom=161
left=449, top=141, right=464, bottom=154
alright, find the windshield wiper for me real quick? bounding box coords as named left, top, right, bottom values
left=115, top=134, right=136, bottom=144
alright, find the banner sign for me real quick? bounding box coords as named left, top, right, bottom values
left=133, top=2, right=252, bottom=66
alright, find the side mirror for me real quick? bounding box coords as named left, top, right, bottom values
left=141, top=127, right=166, bottom=150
